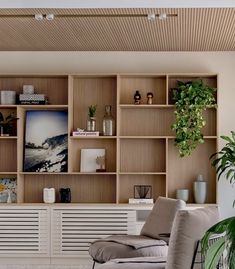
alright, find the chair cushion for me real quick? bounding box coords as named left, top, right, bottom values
left=96, top=257, right=166, bottom=269
left=166, top=207, right=219, bottom=269
left=141, top=197, right=186, bottom=240
left=89, top=235, right=168, bottom=263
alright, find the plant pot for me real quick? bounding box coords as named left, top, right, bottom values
left=0, top=126, right=10, bottom=136
left=87, top=117, right=96, bottom=131
left=176, top=189, right=189, bottom=202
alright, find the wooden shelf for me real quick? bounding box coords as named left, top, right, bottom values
left=69, top=172, right=117, bottom=175
left=0, top=136, right=17, bottom=139
left=70, top=136, right=117, bottom=139
left=119, top=172, right=166, bottom=175
left=0, top=73, right=217, bottom=204
left=19, top=172, right=70, bottom=175
left=0, top=172, right=17, bottom=175
left=0, top=105, right=17, bottom=108
left=120, top=136, right=167, bottom=139
left=167, top=136, right=217, bottom=139
left=120, top=105, right=174, bottom=108
left=18, top=105, right=68, bottom=110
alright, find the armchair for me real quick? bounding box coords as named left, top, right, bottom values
left=89, top=197, right=186, bottom=266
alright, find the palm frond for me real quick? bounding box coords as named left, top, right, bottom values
left=201, top=217, right=235, bottom=269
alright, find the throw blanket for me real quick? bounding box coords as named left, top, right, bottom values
left=113, top=256, right=166, bottom=264
left=93, top=235, right=167, bottom=250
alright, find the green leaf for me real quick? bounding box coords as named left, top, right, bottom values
left=204, top=237, right=225, bottom=269
left=202, top=217, right=235, bottom=269
left=221, top=135, right=234, bottom=144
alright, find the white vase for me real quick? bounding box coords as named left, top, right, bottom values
left=176, top=189, right=189, bottom=202
left=0, top=91, right=16, bottom=105
left=43, top=188, right=55, bottom=203
left=194, top=175, right=207, bottom=204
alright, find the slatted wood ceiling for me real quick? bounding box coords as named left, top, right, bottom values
left=0, top=8, right=234, bottom=51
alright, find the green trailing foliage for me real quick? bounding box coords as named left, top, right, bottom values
left=88, top=105, right=97, bottom=118
left=201, top=217, right=235, bottom=269
left=171, top=79, right=216, bottom=157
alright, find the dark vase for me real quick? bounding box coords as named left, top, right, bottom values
left=59, top=188, right=71, bottom=203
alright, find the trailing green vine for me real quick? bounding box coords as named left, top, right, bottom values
left=171, top=79, right=216, bottom=157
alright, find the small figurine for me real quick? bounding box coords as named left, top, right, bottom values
left=134, top=90, right=141, bottom=105
left=147, top=92, right=154, bottom=105
left=96, top=155, right=106, bottom=172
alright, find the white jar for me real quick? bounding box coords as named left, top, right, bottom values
left=176, top=189, right=189, bottom=202
left=1, top=91, right=16, bottom=105
left=43, top=188, right=55, bottom=203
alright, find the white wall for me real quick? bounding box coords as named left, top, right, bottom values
left=0, top=51, right=234, bottom=218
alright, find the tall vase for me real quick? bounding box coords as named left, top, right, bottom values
left=102, top=105, right=115, bottom=136
left=194, top=174, right=207, bottom=204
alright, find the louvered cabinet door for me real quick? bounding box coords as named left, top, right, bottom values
left=51, top=208, right=136, bottom=257
left=0, top=208, right=50, bottom=257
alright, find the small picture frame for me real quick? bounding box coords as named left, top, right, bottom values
left=134, top=185, right=152, bottom=199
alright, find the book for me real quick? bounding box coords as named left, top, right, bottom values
left=128, top=198, right=154, bottom=204
left=72, top=131, right=99, bottom=137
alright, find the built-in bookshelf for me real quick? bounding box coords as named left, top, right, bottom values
left=0, top=74, right=218, bottom=204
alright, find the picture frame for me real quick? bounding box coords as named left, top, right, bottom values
left=134, top=185, right=152, bottom=199
left=23, top=110, right=68, bottom=172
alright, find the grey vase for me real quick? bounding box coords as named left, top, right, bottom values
left=194, top=175, right=207, bottom=204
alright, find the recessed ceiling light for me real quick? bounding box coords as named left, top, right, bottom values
left=46, top=14, right=54, bottom=21
left=147, top=13, right=156, bottom=21
left=159, top=13, right=167, bottom=20
left=34, top=14, right=43, bottom=21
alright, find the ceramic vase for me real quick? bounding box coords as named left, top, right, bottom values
left=194, top=175, right=207, bottom=204
left=43, top=188, right=55, bottom=203
left=176, top=189, right=189, bottom=202
left=1, top=91, right=16, bottom=105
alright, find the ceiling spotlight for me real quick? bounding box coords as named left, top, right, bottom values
left=147, top=13, right=156, bottom=22
left=34, top=14, right=43, bottom=21
left=159, top=13, right=167, bottom=20
left=46, top=14, right=54, bottom=21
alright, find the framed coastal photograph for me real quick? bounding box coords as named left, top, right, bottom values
left=23, top=110, right=68, bottom=172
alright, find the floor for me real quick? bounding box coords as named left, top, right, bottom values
left=0, top=265, right=91, bottom=269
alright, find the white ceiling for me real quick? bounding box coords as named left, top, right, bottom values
left=0, top=0, right=235, bottom=8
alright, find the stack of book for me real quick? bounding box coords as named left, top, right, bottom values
left=19, top=94, right=46, bottom=105
left=128, top=198, right=154, bottom=204
left=72, top=130, right=99, bottom=137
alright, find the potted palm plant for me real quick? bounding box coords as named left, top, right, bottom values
left=0, top=112, right=18, bottom=136
left=201, top=131, right=235, bottom=269
left=87, top=105, right=97, bottom=132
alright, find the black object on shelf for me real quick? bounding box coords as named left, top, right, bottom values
left=59, top=188, right=71, bottom=203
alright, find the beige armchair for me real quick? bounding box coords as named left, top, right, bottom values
left=89, top=197, right=186, bottom=266
left=96, top=207, right=219, bottom=269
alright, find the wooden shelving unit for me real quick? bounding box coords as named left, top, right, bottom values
left=0, top=73, right=218, bottom=204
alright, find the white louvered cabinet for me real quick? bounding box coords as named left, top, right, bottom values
left=0, top=207, right=50, bottom=258
left=51, top=208, right=136, bottom=258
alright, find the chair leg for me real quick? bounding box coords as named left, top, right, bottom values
left=92, top=260, right=96, bottom=269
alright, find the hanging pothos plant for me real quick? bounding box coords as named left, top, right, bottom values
left=171, top=79, right=216, bottom=157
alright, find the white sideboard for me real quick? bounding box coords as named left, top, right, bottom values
left=0, top=203, right=206, bottom=265
left=0, top=204, right=142, bottom=265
